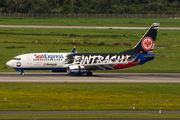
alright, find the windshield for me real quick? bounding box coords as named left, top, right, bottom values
left=13, top=58, right=21, bottom=60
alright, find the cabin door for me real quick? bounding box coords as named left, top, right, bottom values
left=27, top=55, right=32, bottom=64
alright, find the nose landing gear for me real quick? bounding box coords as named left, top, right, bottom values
left=15, top=69, right=25, bottom=76
left=21, top=72, right=25, bottom=76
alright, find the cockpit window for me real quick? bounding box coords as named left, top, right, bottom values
left=13, top=58, right=21, bottom=60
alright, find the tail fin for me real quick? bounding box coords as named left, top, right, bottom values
left=122, top=23, right=160, bottom=54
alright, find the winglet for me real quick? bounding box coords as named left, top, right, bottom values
left=70, top=46, right=76, bottom=53
left=133, top=51, right=143, bottom=62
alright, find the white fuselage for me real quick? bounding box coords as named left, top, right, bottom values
left=6, top=53, right=69, bottom=71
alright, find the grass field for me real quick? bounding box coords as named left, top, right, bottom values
left=0, top=27, right=180, bottom=72
left=1, top=83, right=180, bottom=111
left=0, top=17, right=180, bottom=27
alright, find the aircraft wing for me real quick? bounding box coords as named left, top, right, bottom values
left=82, top=62, right=128, bottom=70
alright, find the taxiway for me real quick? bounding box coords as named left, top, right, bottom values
left=0, top=25, right=180, bottom=30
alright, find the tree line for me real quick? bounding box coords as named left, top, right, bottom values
left=0, top=0, right=180, bottom=14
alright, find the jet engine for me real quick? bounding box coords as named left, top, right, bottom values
left=67, top=65, right=87, bottom=75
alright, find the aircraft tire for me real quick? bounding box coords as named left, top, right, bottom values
left=21, top=72, right=25, bottom=76
left=67, top=67, right=70, bottom=74
left=87, top=72, right=92, bottom=76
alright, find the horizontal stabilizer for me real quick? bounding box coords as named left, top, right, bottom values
left=144, top=53, right=173, bottom=58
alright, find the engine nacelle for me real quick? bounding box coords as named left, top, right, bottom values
left=67, top=65, right=87, bottom=75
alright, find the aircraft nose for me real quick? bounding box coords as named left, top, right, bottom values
left=6, top=60, right=14, bottom=68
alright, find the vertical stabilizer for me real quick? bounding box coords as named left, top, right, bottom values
left=123, top=23, right=160, bottom=54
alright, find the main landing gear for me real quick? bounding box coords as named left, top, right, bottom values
left=86, top=72, right=92, bottom=76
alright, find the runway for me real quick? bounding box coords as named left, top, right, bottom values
left=0, top=72, right=180, bottom=83
left=0, top=110, right=179, bottom=120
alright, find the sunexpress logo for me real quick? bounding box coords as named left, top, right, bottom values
left=34, top=54, right=64, bottom=59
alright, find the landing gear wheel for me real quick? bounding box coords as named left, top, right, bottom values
left=86, top=72, right=92, bottom=76
left=21, top=72, right=25, bottom=76
left=67, top=68, right=70, bottom=74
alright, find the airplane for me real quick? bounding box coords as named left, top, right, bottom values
left=6, top=23, right=159, bottom=76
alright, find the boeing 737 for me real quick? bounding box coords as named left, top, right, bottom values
left=6, top=23, right=160, bottom=76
